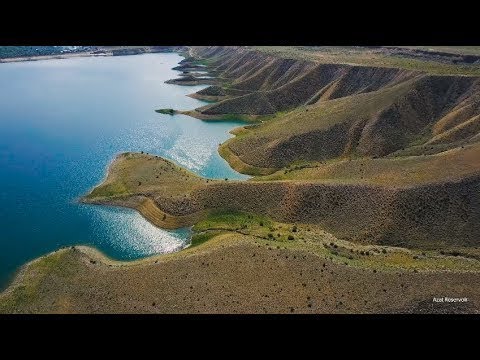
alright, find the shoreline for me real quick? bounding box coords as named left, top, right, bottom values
left=2, top=46, right=480, bottom=313
left=0, top=46, right=182, bottom=64
left=4, top=218, right=480, bottom=303
left=218, top=140, right=278, bottom=176
left=0, top=51, right=202, bottom=293
left=0, top=239, right=210, bottom=300
left=3, top=233, right=479, bottom=313
left=79, top=151, right=207, bottom=230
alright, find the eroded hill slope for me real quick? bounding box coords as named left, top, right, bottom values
left=83, top=151, right=480, bottom=249
left=183, top=47, right=480, bottom=173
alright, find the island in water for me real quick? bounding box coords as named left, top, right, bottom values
left=1, top=46, right=480, bottom=314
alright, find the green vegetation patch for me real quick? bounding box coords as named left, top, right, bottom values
left=190, top=231, right=222, bottom=248
left=194, top=210, right=273, bottom=232
left=0, top=250, right=79, bottom=313
left=87, top=181, right=128, bottom=198
left=192, top=210, right=303, bottom=243
left=155, top=108, right=176, bottom=115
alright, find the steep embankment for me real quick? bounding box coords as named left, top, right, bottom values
left=188, top=46, right=421, bottom=116
left=83, top=151, right=480, bottom=249
left=183, top=47, right=480, bottom=173
left=220, top=75, right=480, bottom=170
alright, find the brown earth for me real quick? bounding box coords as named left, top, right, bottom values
left=1, top=232, right=478, bottom=314
left=178, top=47, right=480, bottom=174
left=82, top=152, right=480, bottom=249
left=3, top=46, right=480, bottom=314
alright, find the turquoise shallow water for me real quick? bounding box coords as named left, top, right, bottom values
left=0, top=53, right=248, bottom=289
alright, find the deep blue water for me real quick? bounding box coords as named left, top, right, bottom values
left=0, top=53, right=248, bottom=289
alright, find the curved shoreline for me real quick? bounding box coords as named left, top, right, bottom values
left=218, top=140, right=278, bottom=176
left=81, top=195, right=206, bottom=230
left=0, top=235, right=225, bottom=301
left=0, top=50, right=231, bottom=292
left=4, top=47, right=480, bottom=313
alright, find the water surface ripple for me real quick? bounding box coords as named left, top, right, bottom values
left=0, top=53, right=248, bottom=288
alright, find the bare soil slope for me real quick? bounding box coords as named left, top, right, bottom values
left=2, top=232, right=478, bottom=314
left=83, top=152, right=480, bottom=248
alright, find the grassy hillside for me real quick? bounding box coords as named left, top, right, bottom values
left=3, top=46, right=480, bottom=314
left=216, top=76, right=480, bottom=170
left=83, top=152, right=480, bottom=249
left=85, top=48, right=480, bottom=250
left=252, top=46, right=480, bottom=76
left=259, top=142, right=480, bottom=186
left=3, top=224, right=480, bottom=314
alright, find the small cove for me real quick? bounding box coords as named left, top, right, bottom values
left=0, top=53, right=248, bottom=289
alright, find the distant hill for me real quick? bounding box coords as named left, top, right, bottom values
left=0, top=46, right=93, bottom=59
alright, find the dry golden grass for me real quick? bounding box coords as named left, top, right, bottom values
left=260, top=142, right=480, bottom=186
left=252, top=46, right=480, bottom=76
left=2, top=228, right=479, bottom=314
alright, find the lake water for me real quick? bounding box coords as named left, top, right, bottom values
left=0, top=53, right=248, bottom=289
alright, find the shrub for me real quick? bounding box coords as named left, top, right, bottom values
left=382, top=248, right=387, bottom=254
left=292, top=225, right=298, bottom=232
left=268, top=233, right=274, bottom=238
left=259, top=221, right=264, bottom=226
left=288, top=235, right=294, bottom=240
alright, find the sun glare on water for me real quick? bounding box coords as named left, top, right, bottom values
left=89, top=206, right=191, bottom=258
